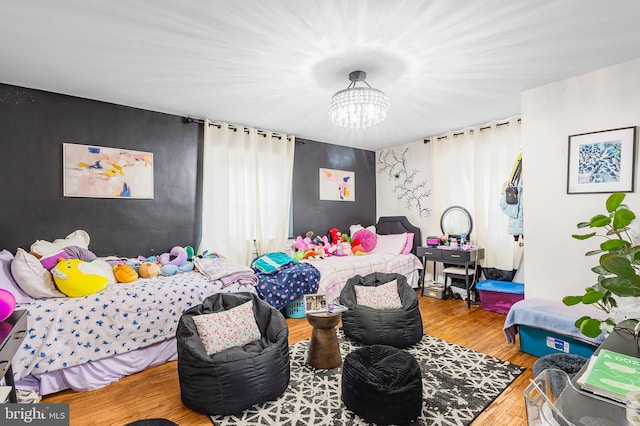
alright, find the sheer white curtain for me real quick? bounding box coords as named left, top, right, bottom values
left=199, top=120, right=295, bottom=265
left=431, top=118, right=521, bottom=271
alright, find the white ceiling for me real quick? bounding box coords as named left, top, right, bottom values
left=2, top=0, right=640, bottom=151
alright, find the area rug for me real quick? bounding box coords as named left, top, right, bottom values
left=210, top=331, right=525, bottom=425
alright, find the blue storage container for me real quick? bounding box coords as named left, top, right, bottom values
left=519, top=325, right=599, bottom=358
left=476, top=280, right=524, bottom=314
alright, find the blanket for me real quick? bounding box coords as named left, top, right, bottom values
left=503, top=298, right=607, bottom=345
left=194, top=257, right=258, bottom=287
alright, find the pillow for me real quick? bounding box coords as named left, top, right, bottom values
left=372, top=233, right=407, bottom=255
left=30, top=230, right=90, bottom=257
left=349, top=224, right=376, bottom=238
left=355, top=280, right=403, bottom=309
left=352, top=229, right=377, bottom=252
left=63, top=246, right=97, bottom=261
left=193, top=300, right=262, bottom=355
left=11, top=248, right=65, bottom=299
left=39, top=250, right=70, bottom=271
left=0, top=249, right=35, bottom=304
left=51, top=259, right=109, bottom=297
left=401, top=232, right=415, bottom=255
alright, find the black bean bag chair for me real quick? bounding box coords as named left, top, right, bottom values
left=177, top=292, right=290, bottom=416
left=342, top=345, right=423, bottom=424
left=340, top=272, right=423, bottom=348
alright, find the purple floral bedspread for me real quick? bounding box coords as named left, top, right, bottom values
left=254, top=262, right=320, bottom=309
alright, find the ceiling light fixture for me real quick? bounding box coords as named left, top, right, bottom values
left=328, top=70, right=389, bottom=129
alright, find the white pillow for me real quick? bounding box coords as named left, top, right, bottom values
left=355, top=280, right=403, bottom=309
left=372, top=233, right=408, bottom=255
left=11, top=248, right=65, bottom=299
left=349, top=224, right=376, bottom=238
left=192, top=300, right=262, bottom=355
left=30, top=230, right=90, bottom=257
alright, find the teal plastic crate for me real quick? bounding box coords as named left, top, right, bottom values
left=519, top=325, right=598, bottom=358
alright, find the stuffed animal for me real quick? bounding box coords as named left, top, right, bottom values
left=159, top=246, right=188, bottom=266
left=328, top=228, right=344, bottom=245
left=139, top=262, right=160, bottom=278
left=52, top=259, right=109, bottom=297
left=114, top=264, right=138, bottom=284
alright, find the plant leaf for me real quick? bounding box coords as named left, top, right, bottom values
left=585, top=249, right=603, bottom=256
left=572, top=232, right=596, bottom=240
left=601, top=276, right=640, bottom=297
left=601, top=239, right=630, bottom=251
left=590, top=214, right=611, bottom=227
left=613, top=208, right=635, bottom=229
left=582, top=290, right=605, bottom=304
left=576, top=222, right=591, bottom=229
left=606, top=193, right=625, bottom=212
left=578, top=317, right=604, bottom=338
left=562, top=295, right=583, bottom=306
left=601, top=253, right=635, bottom=278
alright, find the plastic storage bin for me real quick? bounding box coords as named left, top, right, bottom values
left=476, top=280, right=524, bottom=314
left=519, top=325, right=599, bottom=358
left=284, top=298, right=306, bottom=318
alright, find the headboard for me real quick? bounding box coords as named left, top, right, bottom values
left=375, top=216, right=422, bottom=256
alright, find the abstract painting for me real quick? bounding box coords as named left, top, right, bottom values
left=319, top=168, right=354, bottom=201
left=567, top=127, right=636, bottom=194
left=63, top=143, right=154, bottom=199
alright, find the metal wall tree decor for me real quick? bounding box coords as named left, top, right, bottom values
left=377, top=148, right=431, bottom=217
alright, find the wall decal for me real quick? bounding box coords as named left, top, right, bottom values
left=63, top=143, right=154, bottom=199
left=377, top=148, right=431, bottom=217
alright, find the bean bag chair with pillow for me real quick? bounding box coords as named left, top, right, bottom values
left=177, top=292, right=290, bottom=416
left=340, top=272, right=423, bottom=348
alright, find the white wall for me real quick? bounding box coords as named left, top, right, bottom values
left=522, top=57, right=640, bottom=301
left=375, top=140, right=438, bottom=244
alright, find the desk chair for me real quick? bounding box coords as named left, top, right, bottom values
left=443, top=265, right=480, bottom=301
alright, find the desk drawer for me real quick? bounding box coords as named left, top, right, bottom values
left=441, top=250, right=472, bottom=262
left=417, top=247, right=441, bottom=259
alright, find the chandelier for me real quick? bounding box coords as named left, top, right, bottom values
left=328, top=70, right=389, bottom=129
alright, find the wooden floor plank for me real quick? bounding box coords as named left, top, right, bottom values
left=42, top=292, right=536, bottom=425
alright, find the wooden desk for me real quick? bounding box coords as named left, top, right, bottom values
left=416, top=246, right=484, bottom=308
left=0, top=309, right=28, bottom=403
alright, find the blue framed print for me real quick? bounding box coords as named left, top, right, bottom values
left=567, top=126, right=636, bottom=194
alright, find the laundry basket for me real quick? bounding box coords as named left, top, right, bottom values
left=284, top=298, right=305, bottom=318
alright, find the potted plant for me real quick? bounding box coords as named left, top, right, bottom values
left=563, top=192, right=640, bottom=338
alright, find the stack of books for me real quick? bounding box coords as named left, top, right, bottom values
left=576, top=348, right=640, bottom=403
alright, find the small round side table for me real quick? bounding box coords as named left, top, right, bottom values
left=306, top=311, right=342, bottom=369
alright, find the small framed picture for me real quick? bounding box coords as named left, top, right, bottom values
left=304, top=294, right=328, bottom=314
left=567, top=126, right=636, bottom=194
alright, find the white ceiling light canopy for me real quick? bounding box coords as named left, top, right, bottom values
left=328, top=70, right=390, bottom=130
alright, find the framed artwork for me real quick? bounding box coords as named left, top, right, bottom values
left=567, top=126, right=636, bottom=194
left=304, top=294, right=328, bottom=314
left=63, top=143, right=154, bottom=199
left=319, top=168, right=355, bottom=201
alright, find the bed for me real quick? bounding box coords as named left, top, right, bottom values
left=13, top=271, right=257, bottom=396
left=303, top=216, right=423, bottom=302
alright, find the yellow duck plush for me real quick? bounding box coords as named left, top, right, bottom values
left=51, top=259, right=109, bottom=297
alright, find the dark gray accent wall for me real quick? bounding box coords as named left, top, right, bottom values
left=0, top=83, right=201, bottom=257
left=292, top=138, right=376, bottom=238
left=0, top=83, right=376, bottom=257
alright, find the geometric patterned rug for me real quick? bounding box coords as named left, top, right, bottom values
left=210, top=330, right=525, bottom=425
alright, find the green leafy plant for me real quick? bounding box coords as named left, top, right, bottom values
left=563, top=192, right=640, bottom=338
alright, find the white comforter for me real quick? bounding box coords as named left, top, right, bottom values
left=13, top=272, right=256, bottom=381
left=303, top=253, right=422, bottom=302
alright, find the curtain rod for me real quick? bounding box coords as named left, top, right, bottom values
left=429, top=117, right=522, bottom=140
left=183, top=116, right=291, bottom=141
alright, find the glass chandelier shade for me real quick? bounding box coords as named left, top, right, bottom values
left=328, top=71, right=389, bottom=129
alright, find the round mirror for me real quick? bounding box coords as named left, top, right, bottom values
left=440, top=206, right=472, bottom=239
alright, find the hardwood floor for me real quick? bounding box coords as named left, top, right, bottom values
left=42, top=293, right=537, bottom=425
